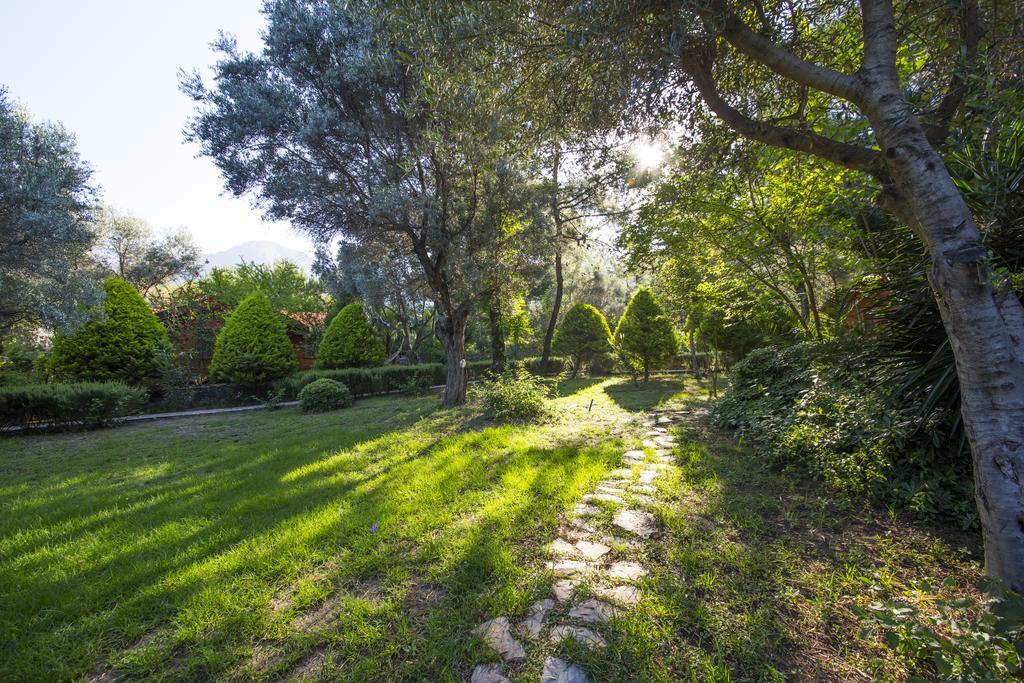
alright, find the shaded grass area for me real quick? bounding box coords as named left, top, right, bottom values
left=0, top=378, right=689, bottom=681
left=582, top=411, right=983, bottom=682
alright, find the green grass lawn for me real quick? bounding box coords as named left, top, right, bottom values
left=0, top=377, right=983, bottom=681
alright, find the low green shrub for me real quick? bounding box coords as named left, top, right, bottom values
left=277, top=361, right=491, bottom=399
left=477, top=368, right=549, bottom=421
left=518, top=356, right=569, bottom=376
left=710, top=341, right=975, bottom=525
left=0, top=382, right=147, bottom=431
left=298, top=378, right=353, bottom=412
left=853, top=580, right=1024, bottom=680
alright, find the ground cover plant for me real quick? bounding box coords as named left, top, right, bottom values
left=0, top=377, right=989, bottom=681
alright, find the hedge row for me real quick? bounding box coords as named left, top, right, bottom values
left=0, top=382, right=147, bottom=431
left=277, top=361, right=493, bottom=399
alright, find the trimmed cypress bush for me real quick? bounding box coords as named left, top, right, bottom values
left=298, top=378, right=354, bottom=412
left=553, top=303, right=614, bottom=377
left=47, top=278, right=172, bottom=389
left=316, top=302, right=385, bottom=368
left=0, top=382, right=146, bottom=431
left=209, top=292, right=297, bottom=387
left=614, top=288, right=678, bottom=381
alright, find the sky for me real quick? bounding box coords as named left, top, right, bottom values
left=0, top=0, right=313, bottom=255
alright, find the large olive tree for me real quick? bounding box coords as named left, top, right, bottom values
left=182, top=1, right=537, bottom=405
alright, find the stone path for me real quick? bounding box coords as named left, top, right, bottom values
left=469, top=408, right=694, bottom=682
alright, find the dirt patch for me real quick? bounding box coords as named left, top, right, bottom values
left=287, top=646, right=328, bottom=681
left=294, top=595, right=342, bottom=632
left=405, top=578, right=447, bottom=621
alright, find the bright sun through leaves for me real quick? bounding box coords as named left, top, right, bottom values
left=632, top=140, right=665, bottom=170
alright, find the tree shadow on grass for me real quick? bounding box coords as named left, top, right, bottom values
left=601, top=377, right=689, bottom=412
left=0, top=398, right=619, bottom=681
left=607, top=420, right=985, bottom=681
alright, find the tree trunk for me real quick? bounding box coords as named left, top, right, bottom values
left=869, top=90, right=1024, bottom=591
left=688, top=325, right=699, bottom=378
left=487, top=292, right=506, bottom=372
left=541, top=150, right=564, bottom=373
left=436, top=309, right=468, bottom=407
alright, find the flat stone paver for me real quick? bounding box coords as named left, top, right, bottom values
left=639, top=469, right=659, bottom=484
left=582, top=492, right=623, bottom=505
left=546, top=559, right=589, bottom=577
left=606, top=561, right=648, bottom=582
left=575, top=540, right=611, bottom=560
left=612, top=509, right=659, bottom=538
left=593, top=584, right=641, bottom=606
left=622, top=449, right=645, bottom=462
left=568, top=598, right=619, bottom=623
left=541, top=656, right=590, bottom=683
left=471, top=663, right=510, bottom=683
left=549, top=625, right=606, bottom=648
left=474, top=617, right=526, bottom=663
left=573, top=503, right=601, bottom=517
left=552, top=578, right=579, bottom=602
left=608, top=468, right=633, bottom=478
left=519, top=598, right=556, bottom=638
left=547, top=538, right=577, bottom=556
left=631, top=483, right=657, bottom=494
left=596, top=484, right=625, bottom=494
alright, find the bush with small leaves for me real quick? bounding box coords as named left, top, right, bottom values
left=316, top=302, right=385, bottom=368
left=477, top=368, right=549, bottom=421
left=209, top=292, right=296, bottom=389
left=47, top=278, right=172, bottom=389
left=553, top=303, right=613, bottom=378
left=614, top=288, right=677, bottom=381
left=298, top=377, right=354, bottom=412
left=0, top=381, right=147, bottom=431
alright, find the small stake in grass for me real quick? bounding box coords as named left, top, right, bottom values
left=588, top=399, right=594, bottom=413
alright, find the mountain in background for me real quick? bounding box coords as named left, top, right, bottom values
left=204, top=240, right=316, bottom=273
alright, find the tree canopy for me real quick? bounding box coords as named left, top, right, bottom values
left=0, top=88, right=100, bottom=336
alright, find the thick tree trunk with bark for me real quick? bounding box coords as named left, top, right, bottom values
left=867, top=90, right=1024, bottom=590
left=436, top=309, right=468, bottom=407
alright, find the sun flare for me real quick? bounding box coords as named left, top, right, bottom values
left=632, top=140, right=665, bottom=170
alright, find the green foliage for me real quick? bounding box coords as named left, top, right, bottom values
left=277, top=361, right=491, bottom=399
left=854, top=581, right=1024, bottom=681
left=477, top=368, right=549, bottom=421
left=0, top=88, right=100, bottom=335
left=94, top=205, right=200, bottom=297
left=47, top=278, right=172, bottom=389
left=614, top=288, right=677, bottom=380
left=0, top=382, right=146, bottom=431
left=197, top=260, right=324, bottom=313
left=297, top=378, right=353, bottom=413
left=316, top=302, right=386, bottom=368
left=711, top=342, right=976, bottom=525
left=208, top=292, right=296, bottom=387
left=553, top=303, right=613, bottom=377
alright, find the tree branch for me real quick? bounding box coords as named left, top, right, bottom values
left=859, top=0, right=899, bottom=80
left=926, top=0, right=981, bottom=145
left=681, top=58, right=884, bottom=179
left=721, top=13, right=863, bottom=103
